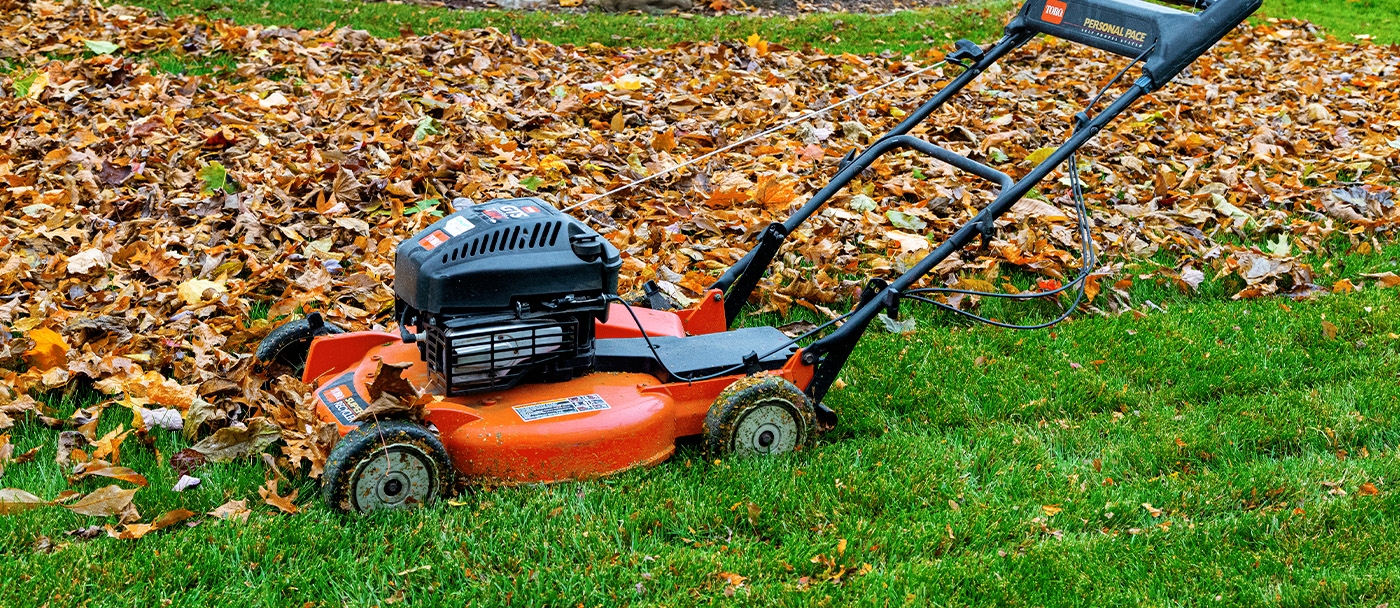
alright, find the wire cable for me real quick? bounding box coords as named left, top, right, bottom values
left=902, top=45, right=1154, bottom=328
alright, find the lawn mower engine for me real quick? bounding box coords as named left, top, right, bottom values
left=393, top=198, right=622, bottom=396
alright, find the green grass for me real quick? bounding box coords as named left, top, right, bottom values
left=4, top=245, right=1399, bottom=605
left=5, top=0, right=1400, bottom=604
left=118, top=0, right=1400, bottom=65
left=1258, top=0, right=1400, bottom=42
left=128, top=0, right=1013, bottom=56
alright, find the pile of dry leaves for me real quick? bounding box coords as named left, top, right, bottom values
left=0, top=0, right=1395, bottom=519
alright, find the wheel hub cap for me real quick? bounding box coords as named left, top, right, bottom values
left=351, top=445, right=436, bottom=511
left=735, top=402, right=799, bottom=456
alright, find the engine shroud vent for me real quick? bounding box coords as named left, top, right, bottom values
left=439, top=221, right=565, bottom=265
left=422, top=315, right=593, bottom=396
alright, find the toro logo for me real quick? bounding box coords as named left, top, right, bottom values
left=418, top=229, right=450, bottom=250
left=1041, top=0, right=1066, bottom=24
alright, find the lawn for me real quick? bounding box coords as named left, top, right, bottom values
left=3, top=0, right=1400, bottom=604
left=4, top=243, right=1399, bottom=605
left=119, top=0, right=1400, bottom=56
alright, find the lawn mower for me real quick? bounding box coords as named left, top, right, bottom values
left=257, top=0, right=1259, bottom=512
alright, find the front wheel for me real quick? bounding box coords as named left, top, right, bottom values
left=703, top=375, right=815, bottom=459
left=255, top=312, right=344, bottom=377
left=322, top=420, right=453, bottom=513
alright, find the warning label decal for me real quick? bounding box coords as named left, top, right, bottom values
left=513, top=394, right=611, bottom=422
left=318, top=372, right=368, bottom=425
left=444, top=215, right=475, bottom=236
left=418, top=229, right=451, bottom=250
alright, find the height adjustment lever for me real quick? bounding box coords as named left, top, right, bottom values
left=946, top=39, right=985, bottom=67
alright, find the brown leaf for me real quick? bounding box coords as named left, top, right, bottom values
left=189, top=418, right=282, bottom=463
left=1358, top=483, right=1380, bottom=496
left=209, top=498, right=251, bottom=522
left=0, top=488, right=49, bottom=514
left=1363, top=272, right=1400, bottom=289
left=106, top=508, right=196, bottom=540
left=72, top=460, right=149, bottom=487
left=1322, top=320, right=1338, bottom=340
left=259, top=479, right=300, bottom=514
left=366, top=359, right=418, bottom=402
left=65, top=484, right=138, bottom=517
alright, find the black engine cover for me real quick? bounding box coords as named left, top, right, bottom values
left=394, top=198, right=621, bottom=315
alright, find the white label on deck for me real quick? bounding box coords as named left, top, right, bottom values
left=513, top=394, right=611, bottom=422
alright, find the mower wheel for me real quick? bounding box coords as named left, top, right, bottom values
left=322, top=420, right=453, bottom=513
left=703, top=375, right=815, bottom=459
left=255, top=312, right=344, bottom=375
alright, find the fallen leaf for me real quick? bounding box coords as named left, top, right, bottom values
left=83, top=39, right=120, bottom=54
left=65, top=484, right=138, bottom=517
left=209, top=498, right=251, bottom=522
left=259, top=479, right=300, bottom=514
left=177, top=278, right=227, bottom=306
left=66, top=248, right=111, bottom=275
left=172, top=475, right=202, bottom=492
left=1041, top=504, right=1062, bottom=517
left=0, top=488, right=48, bottom=514
left=73, top=461, right=149, bottom=487
left=23, top=328, right=69, bottom=371
left=106, top=508, right=195, bottom=540
left=189, top=418, right=282, bottom=463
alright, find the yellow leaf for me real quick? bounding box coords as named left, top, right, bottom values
left=177, top=278, right=227, bottom=306
left=1024, top=146, right=1058, bottom=167
left=613, top=74, right=645, bottom=91
left=1041, top=504, right=1062, bottom=517
left=23, top=327, right=69, bottom=371
left=837, top=538, right=848, bottom=554
left=26, top=71, right=49, bottom=100
left=885, top=230, right=929, bottom=254
left=559, top=0, right=583, bottom=6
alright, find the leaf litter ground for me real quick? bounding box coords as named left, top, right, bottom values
left=0, top=0, right=1397, bottom=537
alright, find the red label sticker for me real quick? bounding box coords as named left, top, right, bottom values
left=521, top=205, right=541, bottom=214
left=1041, top=0, right=1066, bottom=24
left=322, top=386, right=348, bottom=403
left=418, top=230, right=450, bottom=250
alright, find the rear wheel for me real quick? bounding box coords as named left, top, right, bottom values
left=322, top=420, right=453, bottom=513
left=255, top=312, right=344, bottom=377
left=703, top=375, right=815, bottom=459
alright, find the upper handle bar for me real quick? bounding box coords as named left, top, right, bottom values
left=1005, top=0, right=1260, bottom=90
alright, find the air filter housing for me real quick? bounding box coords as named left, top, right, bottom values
left=393, top=198, right=622, bottom=395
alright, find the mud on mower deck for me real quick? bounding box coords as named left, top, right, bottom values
left=259, top=0, right=1260, bottom=512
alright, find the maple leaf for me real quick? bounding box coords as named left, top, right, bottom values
left=198, top=162, right=229, bottom=195
left=23, top=328, right=68, bottom=371
left=259, top=479, right=301, bottom=514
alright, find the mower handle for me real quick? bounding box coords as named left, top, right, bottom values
left=1005, top=0, right=1260, bottom=91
